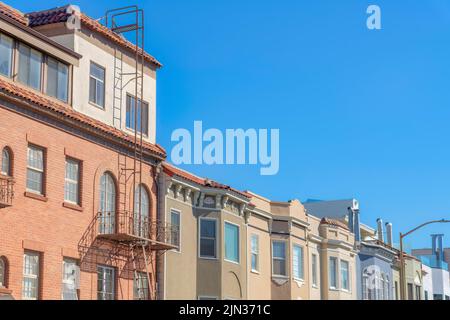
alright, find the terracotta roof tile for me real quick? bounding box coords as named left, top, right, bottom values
left=26, top=5, right=161, bottom=68
left=0, top=77, right=166, bottom=159
left=0, top=2, right=28, bottom=25
left=320, top=217, right=350, bottom=231
left=163, top=163, right=250, bottom=198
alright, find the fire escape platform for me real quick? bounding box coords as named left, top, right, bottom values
left=96, top=233, right=178, bottom=251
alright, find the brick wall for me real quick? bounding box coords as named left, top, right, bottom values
left=0, top=104, right=160, bottom=300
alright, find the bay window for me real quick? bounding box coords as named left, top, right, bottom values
left=18, top=43, right=42, bottom=90
left=0, top=33, right=13, bottom=77
left=272, top=241, right=287, bottom=277
left=199, top=218, right=217, bottom=259
left=224, top=222, right=239, bottom=263
left=47, top=57, right=68, bottom=102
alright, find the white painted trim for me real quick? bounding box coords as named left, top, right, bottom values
left=224, top=220, right=240, bottom=264
left=198, top=217, right=218, bottom=260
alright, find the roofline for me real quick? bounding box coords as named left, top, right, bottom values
left=0, top=12, right=82, bottom=60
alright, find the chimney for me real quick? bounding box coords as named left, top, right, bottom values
left=377, top=218, right=384, bottom=242
left=354, top=209, right=361, bottom=242
left=385, top=222, right=393, bottom=246
left=348, top=207, right=354, bottom=233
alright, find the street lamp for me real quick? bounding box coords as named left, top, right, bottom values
left=399, top=219, right=450, bottom=300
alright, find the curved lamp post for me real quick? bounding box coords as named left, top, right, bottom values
left=399, top=219, right=450, bottom=300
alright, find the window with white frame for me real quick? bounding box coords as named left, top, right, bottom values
left=224, top=222, right=239, bottom=263
left=97, top=265, right=115, bottom=300
left=0, top=33, right=13, bottom=78
left=47, top=57, right=69, bottom=102
left=65, top=158, right=80, bottom=205
left=62, top=258, right=79, bottom=300
left=22, top=252, right=39, bottom=300
left=126, top=94, right=149, bottom=136
left=312, top=253, right=318, bottom=287
left=98, top=172, right=116, bottom=234
left=1, top=147, right=11, bottom=176
left=250, top=234, right=259, bottom=272
left=292, top=245, right=304, bottom=280
left=0, top=256, right=6, bottom=288
left=26, top=145, right=44, bottom=195
left=18, top=43, right=42, bottom=91
left=329, top=257, right=338, bottom=289
left=340, top=260, right=350, bottom=291
left=134, top=272, right=149, bottom=300
left=199, top=218, right=217, bottom=259
left=272, top=241, right=287, bottom=277
left=89, top=62, right=105, bottom=108
left=170, top=210, right=180, bottom=249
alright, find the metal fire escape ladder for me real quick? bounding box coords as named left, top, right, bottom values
left=112, top=49, right=124, bottom=129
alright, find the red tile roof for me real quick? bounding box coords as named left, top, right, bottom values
left=320, top=217, right=350, bottom=231
left=0, top=2, right=28, bottom=25
left=162, top=163, right=250, bottom=198
left=26, top=5, right=162, bottom=68
left=0, top=77, right=166, bottom=159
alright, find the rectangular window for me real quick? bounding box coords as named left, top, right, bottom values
left=0, top=33, right=13, bottom=77
left=27, top=145, right=44, bottom=195
left=272, top=241, right=287, bottom=277
left=340, top=260, right=350, bottom=291
left=170, top=210, right=180, bottom=249
left=312, top=254, right=318, bottom=286
left=415, top=285, right=421, bottom=300
left=251, top=234, right=259, bottom=272
left=47, top=57, right=68, bottom=102
left=293, top=245, right=304, bottom=280
left=199, top=218, right=217, bottom=259
left=62, top=258, right=79, bottom=300
left=18, top=43, right=42, bottom=90
left=394, top=281, right=399, bottom=300
left=126, top=95, right=149, bottom=136
left=407, top=283, right=414, bottom=300
left=329, top=257, right=338, bottom=289
left=224, top=222, right=239, bottom=263
left=89, top=62, right=105, bottom=107
left=22, top=252, right=39, bottom=300
left=97, top=265, right=115, bottom=300
left=64, top=158, right=80, bottom=205
left=133, top=272, right=149, bottom=300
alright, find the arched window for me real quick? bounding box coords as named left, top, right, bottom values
left=134, top=185, right=149, bottom=237
left=1, top=148, right=11, bottom=176
left=99, top=172, right=116, bottom=234
left=0, top=256, right=7, bottom=288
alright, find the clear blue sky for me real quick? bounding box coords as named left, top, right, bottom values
left=16, top=0, right=450, bottom=248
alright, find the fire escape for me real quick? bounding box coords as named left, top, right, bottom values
left=78, top=6, right=177, bottom=300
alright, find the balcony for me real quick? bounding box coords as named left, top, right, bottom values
left=0, top=175, right=14, bottom=208
left=417, top=255, right=449, bottom=270
left=95, top=211, right=179, bottom=250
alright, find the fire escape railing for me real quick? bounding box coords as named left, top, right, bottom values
left=0, top=176, right=14, bottom=208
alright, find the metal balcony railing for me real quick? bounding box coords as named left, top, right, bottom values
left=0, top=176, right=14, bottom=208
left=95, top=211, right=179, bottom=250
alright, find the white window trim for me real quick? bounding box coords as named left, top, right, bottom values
left=89, top=61, right=106, bottom=109
left=64, top=158, right=80, bottom=205
left=170, top=208, right=181, bottom=253
left=271, top=240, right=288, bottom=278
left=340, top=259, right=351, bottom=292
left=292, top=244, right=304, bottom=281
left=250, top=234, right=259, bottom=273
left=26, top=146, right=44, bottom=195
left=329, top=256, right=338, bottom=290
left=22, top=252, right=39, bottom=300
left=224, top=220, right=240, bottom=265
left=97, top=265, right=115, bottom=300
left=198, top=217, right=218, bottom=260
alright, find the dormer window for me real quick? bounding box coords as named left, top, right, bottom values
left=18, top=43, right=42, bottom=91
left=0, top=33, right=13, bottom=78
left=46, top=57, right=69, bottom=102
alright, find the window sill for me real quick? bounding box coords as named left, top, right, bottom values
left=63, top=202, right=83, bottom=212
left=24, top=191, right=48, bottom=202
left=89, top=101, right=105, bottom=110
left=0, top=287, right=12, bottom=295
left=251, top=270, right=260, bottom=275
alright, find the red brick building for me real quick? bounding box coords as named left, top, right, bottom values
left=0, top=2, right=174, bottom=300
